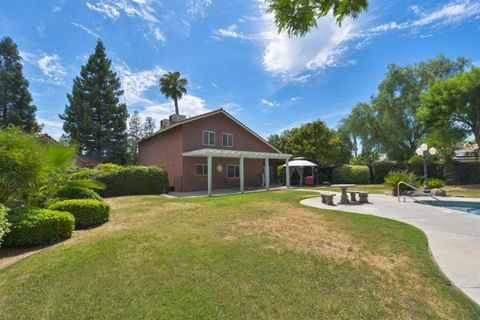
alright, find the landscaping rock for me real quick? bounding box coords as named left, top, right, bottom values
left=430, top=188, right=447, bottom=197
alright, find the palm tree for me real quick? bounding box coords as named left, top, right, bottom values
left=159, top=72, right=188, bottom=115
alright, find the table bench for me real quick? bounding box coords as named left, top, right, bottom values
left=320, top=192, right=336, bottom=206
left=351, top=191, right=369, bottom=203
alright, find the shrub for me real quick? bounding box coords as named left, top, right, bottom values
left=3, top=207, right=74, bottom=247
left=74, top=166, right=169, bottom=197
left=95, top=163, right=123, bottom=171
left=0, top=204, right=10, bottom=247
left=384, top=170, right=420, bottom=196
left=49, top=199, right=110, bottom=229
left=371, top=161, right=404, bottom=183
left=444, top=161, right=480, bottom=184
left=332, top=165, right=370, bottom=184
left=428, top=178, right=446, bottom=189
left=55, top=186, right=103, bottom=201
left=318, top=173, right=328, bottom=183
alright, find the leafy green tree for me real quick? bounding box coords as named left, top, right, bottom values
left=340, top=55, right=470, bottom=162
left=159, top=72, right=188, bottom=115
left=265, top=0, right=368, bottom=36
left=267, top=129, right=291, bottom=151
left=60, top=40, right=129, bottom=164
left=0, top=36, right=38, bottom=132
left=270, top=120, right=350, bottom=166
left=143, top=116, right=156, bottom=136
left=419, top=68, right=480, bottom=149
left=127, top=110, right=143, bottom=163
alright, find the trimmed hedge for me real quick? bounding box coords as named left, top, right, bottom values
left=0, top=204, right=10, bottom=247
left=3, top=207, right=74, bottom=247
left=372, top=162, right=402, bottom=183
left=444, top=161, right=480, bottom=184
left=73, top=166, right=169, bottom=197
left=332, top=165, right=370, bottom=184
left=49, top=199, right=110, bottom=229
left=55, top=186, right=103, bottom=201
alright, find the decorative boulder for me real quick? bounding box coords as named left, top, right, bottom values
left=430, top=188, right=447, bottom=197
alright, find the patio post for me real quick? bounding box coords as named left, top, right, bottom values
left=240, top=155, right=244, bottom=193
left=285, top=158, right=290, bottom=188
left=207, top=153, right=212, bottom=196
left=264, top=157, right=270, bottom=191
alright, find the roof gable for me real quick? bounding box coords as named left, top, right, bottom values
left=139, top=109, right=281, bottom=153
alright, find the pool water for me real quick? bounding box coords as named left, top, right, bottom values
left=417, top=200, right=480, bottom=215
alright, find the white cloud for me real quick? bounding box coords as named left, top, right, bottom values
left=141, top=95, right=212, bottom=123
left=290, top=96, right=300, bottom=102
left=37, top=24, right=46, bottom=34
left=86, top=0, right=158, bottom=22
left=72, top=22, right=100, bottom=38
left=149, top=26, right=166, bottom=43
left=221, top=102, right=243, bottom=115
left=115, top=63, right=166, bottom=105
left=37, top=117, right=64, bottom=139
left=262, top=13, right=355, bottom=81
left=214, top=0, right=480, bottom=83
left=187, top=0, right=212, bottom=18
left=260, top=98, right=278, bottom=107
left=36, top=54, right=66, bottom=86
left=52, top=6, right=62, bottom=13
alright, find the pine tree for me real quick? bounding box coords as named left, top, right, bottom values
left=127, top=110, right=143, bottom=163
left=60, top=40, right=128, bottom=164
left=143, top=116, right=156, bottom=136
left=0, top=36, right=39, bottom=132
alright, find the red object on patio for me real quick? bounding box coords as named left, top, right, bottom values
left=304, top=176, right=314, bottom=186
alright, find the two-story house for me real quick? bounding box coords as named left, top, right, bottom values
left=137, top=109, right=291, bottom=195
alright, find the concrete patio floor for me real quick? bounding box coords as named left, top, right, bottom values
left=167, top=184, right=285, bottom=198
left=299, top=190, right=480, bottom=305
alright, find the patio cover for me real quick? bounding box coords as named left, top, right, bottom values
left=182, top=148, right=292, bottom=195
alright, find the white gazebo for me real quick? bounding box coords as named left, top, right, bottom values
left=282, top=157, right=318, bottom=186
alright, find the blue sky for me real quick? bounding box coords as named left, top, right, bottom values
left=1, top=0, right=479, bottom=139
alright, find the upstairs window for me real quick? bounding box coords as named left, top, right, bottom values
left=203, top=130, right=215, bottom=146
left=227, top=165, right=240, bottom=178
left=222, top=133, right=233, bottom=148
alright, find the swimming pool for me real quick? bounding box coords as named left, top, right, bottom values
left=417, top=200, right=480, bottom=215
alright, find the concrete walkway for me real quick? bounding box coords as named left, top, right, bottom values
left=300, top=191, right=480, bottom=305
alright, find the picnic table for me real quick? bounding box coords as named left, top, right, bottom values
left=330, top=184, right=357, bottom=204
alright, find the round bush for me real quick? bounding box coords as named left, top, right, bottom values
left=332, top=165, right=370, bottom=184
left=428, top=178, right=446, bottom=189
left=3, top=207, right=74, bottom=247
left=55, top=186, right=103, bottom=201
left=49, top=199, right=110, bottom=229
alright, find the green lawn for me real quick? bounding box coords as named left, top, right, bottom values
left=1, top=191, right=479, bottom=319
left=312, top=184, right=480, bottom=198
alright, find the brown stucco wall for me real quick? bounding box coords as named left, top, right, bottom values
left=137, top=111, right=282, bottom=192
left=137, top=125, right=184, bottom=191
left=181, top=112, right=278, bottom=153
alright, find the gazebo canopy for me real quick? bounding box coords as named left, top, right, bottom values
left=283, top=157, right=318, bottom=167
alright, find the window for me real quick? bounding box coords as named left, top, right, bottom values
left=195, top=164, right=208, bottom=176
left=222, top=133, right=233, bottom=147
left=227, top=165, right=240, bottom=178
left=203, top=130, right=215, bottom=146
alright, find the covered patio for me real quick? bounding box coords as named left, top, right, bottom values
left=182, top=148, right=292, bottom=196
left=282, top=157, right=319, bottom=186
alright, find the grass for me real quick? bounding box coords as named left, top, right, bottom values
left=1, top=190, right=479, bottom=319
left=313, top=184, right=480, bottom=198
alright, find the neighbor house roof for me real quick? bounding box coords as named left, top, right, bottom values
left=138, top=108, right=281, bottom=153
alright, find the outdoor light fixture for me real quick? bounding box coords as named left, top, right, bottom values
left=416, top=144, right=437, bottom=193
left=216, top=164, right=223, bottom=173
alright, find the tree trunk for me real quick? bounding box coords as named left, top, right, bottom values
left=173, top=95, right=179, bottom=115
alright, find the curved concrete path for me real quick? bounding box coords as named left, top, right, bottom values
left=300, top=191, right=480, bottom=305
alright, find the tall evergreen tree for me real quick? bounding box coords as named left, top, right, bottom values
left=0, top=36, right=39, bottom=132
left=60, top=40, right=128, bottom=164
left=143, top=116, right=156, bottom=136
